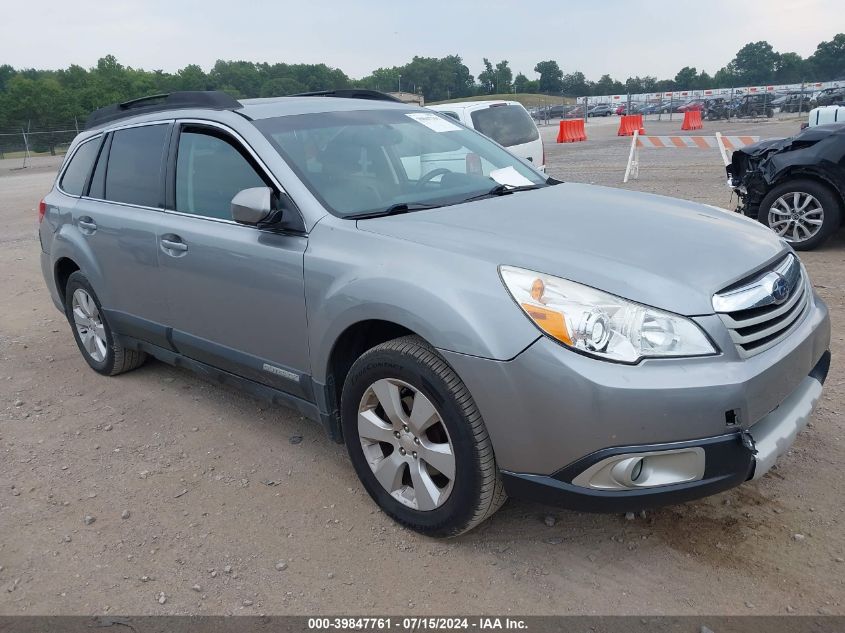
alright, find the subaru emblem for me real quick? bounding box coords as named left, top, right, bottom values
left=770, top=273, right=790, bottom=305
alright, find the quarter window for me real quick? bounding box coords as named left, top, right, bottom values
left=175, top=130, right=266, bottom=220
left=60, top=138, right=100, bottom=196
left=105, top=125, right=168, bottom=207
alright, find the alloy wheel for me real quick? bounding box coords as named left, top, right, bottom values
left=357, top=378, right=456, bottom=511
left=768, top=192, right=824, bottom=244
left=71, top=288, right=108, bottom=362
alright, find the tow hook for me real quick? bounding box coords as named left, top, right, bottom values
left=741, top=431, right=758, bottom=455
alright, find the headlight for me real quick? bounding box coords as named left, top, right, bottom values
left=500, top=266, right=717, bottom=363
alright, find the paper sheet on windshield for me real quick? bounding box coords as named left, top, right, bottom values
left=405, top=112, right=461, bottom=132
left=489, top=166, right=534, bottom=188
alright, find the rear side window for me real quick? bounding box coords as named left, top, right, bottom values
left=60, top=138, right=100, bottom=196
left=104, top=125, right=168, bottom=207
left=175, top=130, right=266, bottom=220
left=470, top=105, right=539, bottom=147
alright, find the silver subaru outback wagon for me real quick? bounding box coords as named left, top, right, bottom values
left=39, top=90, right=831, bottom=536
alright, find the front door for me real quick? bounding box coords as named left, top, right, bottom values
left=155, top=123, right=311, bottom=400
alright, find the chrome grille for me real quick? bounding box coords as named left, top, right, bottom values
left=713, top=255, right=811, bottom=357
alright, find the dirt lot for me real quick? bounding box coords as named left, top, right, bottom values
left=1, top=117, right=843, bottom=616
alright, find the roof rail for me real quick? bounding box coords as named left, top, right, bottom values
left=286, top=89, right=403, bottom=103
left=84, top=91, right=242, bottom=130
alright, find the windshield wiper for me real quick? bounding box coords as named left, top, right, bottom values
left=354, top=202, right=441, bottom=219
left=460, top=183, right=540, bottom=203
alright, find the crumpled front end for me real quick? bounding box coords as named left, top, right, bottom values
left=727, top=124, right=845, bottom=219
left=727, top=137, right=795, bottom=217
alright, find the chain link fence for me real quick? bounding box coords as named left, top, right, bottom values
left=0, top=121, right=82, bottom=167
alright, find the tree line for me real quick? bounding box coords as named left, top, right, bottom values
left=1, top=33, right=842, bottom=135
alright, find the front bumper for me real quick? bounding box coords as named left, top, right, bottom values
left=500, top=352, right=828, bottom=512
left=438, top=291, right=830, bottom=511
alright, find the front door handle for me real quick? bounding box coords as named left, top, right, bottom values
left=78, top=216, right=97, bottom=234
left=160, top=235, right=188, bottom=256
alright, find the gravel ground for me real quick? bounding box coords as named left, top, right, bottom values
left=1, top=116, right=844, bottom=616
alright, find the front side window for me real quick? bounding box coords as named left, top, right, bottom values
left=105, top=125, right=169, bottom=207
left=175, top=130, right=266, bottom=220
left=254, top=109, right=546, bottom=218
left=470, top=105, right=539, bottom=147
left=60, top=137, right=100, bottom=196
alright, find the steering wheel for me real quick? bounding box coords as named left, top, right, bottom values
left=416, top=168, right=452, bottom=190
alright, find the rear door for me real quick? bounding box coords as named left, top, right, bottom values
left=469, top=103, right=544, bottom=170
left=155, top=121, right=311, bottom=398
left=72, top=122, right=173, bottom=348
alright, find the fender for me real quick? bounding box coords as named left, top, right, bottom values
left=304, top=220, right=540, bottom=383
left=772, top=165, right=845, bottom=206
left=50, top=223, right=108, bottom=304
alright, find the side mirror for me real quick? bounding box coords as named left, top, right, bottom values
left=231, top=187, right=273, bottom=225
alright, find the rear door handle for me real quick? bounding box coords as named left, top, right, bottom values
left=78, top=216, right=97, bottom=234
left=160, top=235, right=188, bottom=256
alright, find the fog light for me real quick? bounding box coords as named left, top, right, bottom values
left=572, top=447, right=705, bottom=491
left=630, top=458, right=644, bottom=482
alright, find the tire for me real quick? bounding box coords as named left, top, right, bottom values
left=64, top=271, right=147, bottom=376
left=340, top=336, right=505, bottom=537
left=757, top=179, right=842, bottom=251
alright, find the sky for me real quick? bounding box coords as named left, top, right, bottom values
left=0, top=0, right=840, bottom=81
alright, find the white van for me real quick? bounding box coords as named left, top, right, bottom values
left=428, top=101, right=545, bottom=172
left=807, top=105, right=845, bottom=127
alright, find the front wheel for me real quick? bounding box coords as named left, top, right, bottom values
left=341, top=336, right=505, bottom=537
left=757, top=179, right=842, bottom=250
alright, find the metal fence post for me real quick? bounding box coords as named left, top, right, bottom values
left=21, top=127, right=31, bottom=169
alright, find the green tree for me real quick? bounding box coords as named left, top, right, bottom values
left=513, top=72, right=529, bottom=93
left=561, top=71, right=588, bottom=96
left=1, top=75, right=78, bottom=153
left=775, top=52, right=806, bottom=84
left=533, top=60, right=563, bottom=93
left=494, top=60, right=512, bottom=93
left=260, top=77, right=306, bottom=97
left=730, top=41, right=780, bottom=85
left=0, top=64, right=16, bottom=92
left=594, top=74, right=624, bottom=95
left=478, top=58, right=496, bottom=92
left=208, top=60, right=261, bottom=96
left=175, top=64, right=209, bottom=91
left=713, top=63, right=738, bottom=88
left=674, top=66, right=698, bottom=89
left=808, top=33, right=845, bottom=81
left=356, top=55, right=473, bottom=101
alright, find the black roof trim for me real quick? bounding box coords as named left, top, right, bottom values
left=84, top=91, right=242, bottom=130
left=286, top=89, right=403, bottom=103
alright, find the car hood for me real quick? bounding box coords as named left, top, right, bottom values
left=357, top=183, right=788, bottom=316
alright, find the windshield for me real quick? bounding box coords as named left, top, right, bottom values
left=253, top=108, right=546, bottom=218
left=469, top=104, right=539, bottom=147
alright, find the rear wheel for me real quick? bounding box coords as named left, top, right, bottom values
left=64, top=271, right=146, bottom=375
left=757, top=179, right=841, bottom=251
left=341, top=336, right=505, bottom=537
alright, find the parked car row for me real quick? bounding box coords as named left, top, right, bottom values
left=529, top=104, right=585, bottom=120
left=519, top=88, right=843, bottom=124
